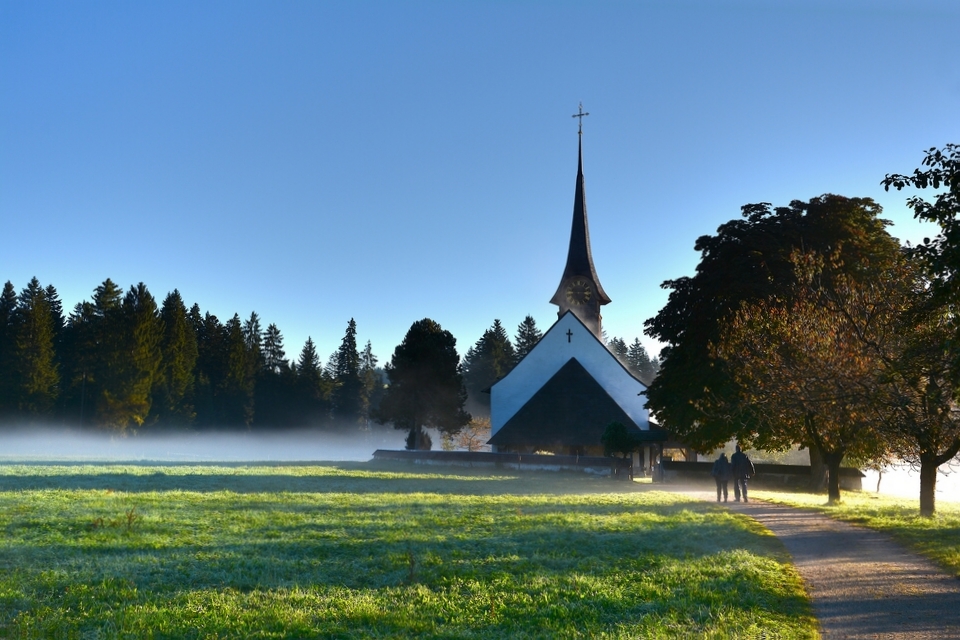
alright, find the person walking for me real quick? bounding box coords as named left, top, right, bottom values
left=731, top=444, right=755, bottom=502
left=711, top=452, right=732, bottom=502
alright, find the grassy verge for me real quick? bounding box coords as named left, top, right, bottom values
left=754, top=489, right=960, bottom=577
left=0, top=462, right=817, bottom=638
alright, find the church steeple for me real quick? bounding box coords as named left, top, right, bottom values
left=549, top=106, right=611, bottom=337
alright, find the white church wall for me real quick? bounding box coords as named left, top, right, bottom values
left=490, top=312, right=648, bottom=437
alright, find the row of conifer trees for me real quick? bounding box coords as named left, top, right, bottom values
left=1, top=275, right=661, bottom=433
left=0, top=278, right=383, bottom=431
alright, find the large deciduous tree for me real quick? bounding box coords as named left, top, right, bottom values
left=883, top=144, right=960, bottom=302
left=881, top=143, right=960, bottom=515
left=717, top=253, right=895, bottom=503
left=376, top=318, right=470, bottom=450
left=645, top=195, right=901, bottom=488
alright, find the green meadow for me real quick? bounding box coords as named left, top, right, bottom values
left=754, top=489, right=960, bottom=578
left=0, top=463, right=816, bottom=638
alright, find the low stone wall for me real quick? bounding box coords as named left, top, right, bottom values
left=662, top=460, right=865, bottom=491
left=372, top=449, right=632, bottom=477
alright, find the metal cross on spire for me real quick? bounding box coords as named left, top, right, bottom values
left=571, top=102, right=589, bottom=135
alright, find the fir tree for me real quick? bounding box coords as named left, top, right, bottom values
left=13, top=278, right=60, bottom=418
left=359, top=340, right=383, bottom=425
left=295, top=336, right=331, bottom=426
left=462, top=319, right=516, bottom=416
left=155, top=290, right=198, bottom=426
left=0, top=281, right=18, bottom=419
left=98, top=283, right=162, bottom=429
left=193, top=311, right=227, bottom=427
left=88, top=279, right=125, bottom=426
left=243, top=312, right=263, bottom=372
left=376, top=318, right=470, bottom=449
left=223, top=314, right=255, bottom=426
left=332, top=318, right=363, bottom=426
left=298, top=337, right=322, bottom=384
left=254, top=323, right=294, bottom=429
left=262, top=323, right=287, bottom=374
left=60, top=301, right=97, bottom=426
left=44, top=284, right=64, bottom=342
left=607, top=337, right=628, bottom=364
left=626, top=338, right=659, bottom=382
left=514, top=315, right=542, bottom=362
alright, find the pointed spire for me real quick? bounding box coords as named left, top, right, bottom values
left=550, top=128, right=611, bottom=308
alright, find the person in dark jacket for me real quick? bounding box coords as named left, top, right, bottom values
left=711, top=453, right=732, bottom=502
left=731, top=444, right=754, bottom=502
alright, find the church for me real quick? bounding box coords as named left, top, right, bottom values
left=487, top=114, right=670, bottom=466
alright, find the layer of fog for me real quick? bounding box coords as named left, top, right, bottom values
left=862, top=464, right=960, bottom=503
left=0, top=426, right=407, bottom=462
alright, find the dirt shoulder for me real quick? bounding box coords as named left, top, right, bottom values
left=675, top=488, right=960, bottom=639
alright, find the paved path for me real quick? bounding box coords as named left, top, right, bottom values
left=680, top=490, right=960, bottom=639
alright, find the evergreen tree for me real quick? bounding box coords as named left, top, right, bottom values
left=514, top=315, right=542, bottom=362
left=223, top=313, right=255, bottom=426
left=607, top=337, right=628, bottom=364
left=295, top=336, right=331, bottom=426
left=0, top=281, right=18, bottom=419
left=155, top=290, right=198, bottom=426
left=13, top=278, right=60, bottom=418
left=193, top=311, right=227, bottom=427
left=254, top=323, right=295, bottom=429
left=44, top=284, right=64, bottom=342
left=93, top=279, right=124, bottom=315
left=243, top=312, right=263, bottom=372
left=626, top=338, right=659, bottom=382
left=376, top=318, right=470, bottom=449
left=332, top=318, right=363, bottom=426
left=60, top=301, right=96, bottom=426
left=462, top=319, right=516, bottom=416
left=359, top=340, right=383, bottom=425
left=87, top=279, right=126, bottom=426
left=98, top=283, right=162, bottom=429
left=262, top=323, right=287, bottom=374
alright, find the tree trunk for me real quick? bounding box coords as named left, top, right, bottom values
left=824, top=451, right=844, bottom=504
left=919, top=454, right=938, bottom=517
left=808, top=446, right=828, bottom=492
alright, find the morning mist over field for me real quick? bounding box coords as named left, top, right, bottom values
left=0, top=426, right=406, bottom=462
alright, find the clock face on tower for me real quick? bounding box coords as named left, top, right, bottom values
left=565, top=278, right=593, bottom=306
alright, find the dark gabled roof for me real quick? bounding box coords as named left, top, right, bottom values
left=488, top=357, right=643, bottom=448
left=550, top=135, right=611, bottom=307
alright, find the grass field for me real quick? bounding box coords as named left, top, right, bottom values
left=0, top=462, right=817, bottom=638
left=754, top=489, right=960, bottom=578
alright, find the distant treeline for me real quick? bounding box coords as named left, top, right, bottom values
left=0, top=276, right=660, bottom=433
left=0, top=278, right=384, bottom=432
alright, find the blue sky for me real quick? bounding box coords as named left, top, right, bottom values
left=2, top=1, right=959, bottom=366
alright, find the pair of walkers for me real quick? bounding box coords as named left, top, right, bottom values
left=711, top=444, right=754, bottom=502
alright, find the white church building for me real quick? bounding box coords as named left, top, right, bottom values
left=487, top=118, right=671, bottom=462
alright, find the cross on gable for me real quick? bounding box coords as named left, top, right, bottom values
left=567, top=329, right=573, bottom=343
